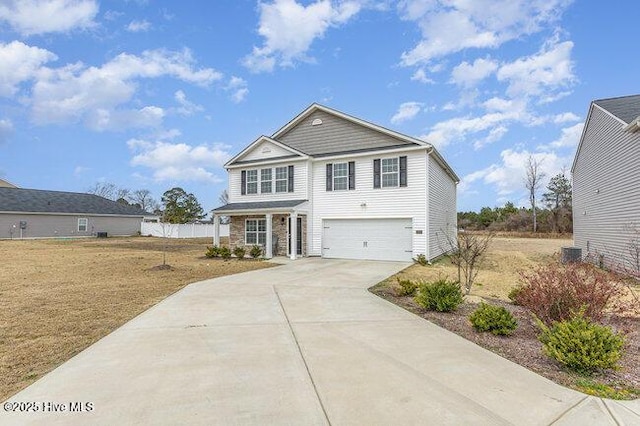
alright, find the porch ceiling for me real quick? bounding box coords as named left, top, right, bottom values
left=212, top=199, right=308, bottom=215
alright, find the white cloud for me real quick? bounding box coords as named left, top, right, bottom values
left=410, top=68, right=433, bottom=84
left=399, top=0, right=572, bottom=66
left=0, top=0, right=98, bottom=36
left=540, top=122, right=584, bottom=150
left=243, top=0, right=362, bottom=72
left=0, top=41, right=57, bottom=97
left=462, top=148, right=571, bottom=198
left=128, top=139, right=231, bottom=183
left=450, top=57, right=497, bottom=87
left=126, top=19, right=151, bottom=32
left=174, top=90, right=203, bottom=116
left=391, top=101, right=422, bottom=124
left=30, top=48, right=221, bottom=129
left=227, top=76, right=249, bottom=103
left=0, top=119, right=13, bottom=143
left=552, top=112, right=580, bottom=124
left=496, top=37, right=576, bottom=99
left=74, top=165, right=89, bottom=176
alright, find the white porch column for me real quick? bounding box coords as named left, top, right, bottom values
left=213, top=214, right=220, bottom=246
left=289, top=212, right=297, bottom=260
left=265, top=213, right=273, bottom=259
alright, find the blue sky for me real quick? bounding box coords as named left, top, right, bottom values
left=0, top=0, right=636, bottom=213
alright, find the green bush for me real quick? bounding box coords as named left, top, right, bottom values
left=219, top=246, right=232, bottom=260
left=414, top=278, right=463, bottom=312
left=233, top=246, right=246, bottom=260
left=205, top=246, right=220, bottom=258
left=537, top=313, right=625, bottom=375
left=396, top=278, right=418, bottom=296
left=507, top=286, right=523, bottom=305
left=469, top=303, right=518, bottom=336
left=413, top=254, right=428, bottom=266
left=249, top=244, right=263, bottom=259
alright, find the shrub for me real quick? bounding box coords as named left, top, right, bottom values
left=205, top=246, right=220, bottom=258
left=469, top=303, right=518, bottom=336
left=233, top=246, right=246, bottom=260
left=413, top=254, right=428, bottom=266
left=249, top=244, right=263, bottom=259
left=516, top=262, right=630, bottom=326
left=219, top=246, right=232, bottom=260
left=396, top=278, right=418, bottom=296
left=507, top=286, right=523, bottom=305
left=414, top=278, right=463, bottom=312
left=537, top=313, right=625, bottom=375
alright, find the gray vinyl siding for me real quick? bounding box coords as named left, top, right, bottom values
left=573, top=105, right=640, bottom=271
left=0, top=213, right=142, bottom=239
left=428, top=155, right=458, bottom=259
left=278, top=110, right=413, bottom=156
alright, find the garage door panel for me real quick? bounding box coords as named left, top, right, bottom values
left=322, top=219, right=412, bottom=262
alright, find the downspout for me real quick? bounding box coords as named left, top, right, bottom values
left=425, top=147, right=433, bottom=261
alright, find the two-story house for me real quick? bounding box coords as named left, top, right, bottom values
left=212, top=103, right=459, bottom=262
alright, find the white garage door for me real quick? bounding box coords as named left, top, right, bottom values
left=322, top=218, right=413, bottom=261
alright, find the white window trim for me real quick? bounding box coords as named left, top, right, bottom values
left=275, top=166, right=288, bottom=193
left=333, top=162, right=348, bottom=191
left=246, top=170, right=258, bottom=194
left=381, top=157, right=399, bottom=188
left=78, top=218, right=88, bottom=232
left=245, top=218, right=266, bottom=245
left=260, top=168, right=272, bottom=194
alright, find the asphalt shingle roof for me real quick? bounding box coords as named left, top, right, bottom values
left=594, top=94, right=640, bottom=124
left=0, top=187, right=149, bottom=216
left=213, top=199, right=307, bottom=212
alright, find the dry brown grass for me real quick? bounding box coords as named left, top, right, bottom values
left=387, top=237, right=572, bottom=300
left=0, top=236, right=274, bottom=401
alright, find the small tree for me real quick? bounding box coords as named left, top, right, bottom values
left=161, top=187, right=205, bottom=224
left=442, top=231, right=494, bottom=295
left=524, top=155, right=546, bottom=233
left=543, top=173, right=572, bottom=233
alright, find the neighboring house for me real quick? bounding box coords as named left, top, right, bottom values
left=212, top=103, right=459, bottom=261
left=0, top=178, right=18, bottom=188
left=0, top=187, right=148, bottom=239
left=572, top=94, right=640, bottom=275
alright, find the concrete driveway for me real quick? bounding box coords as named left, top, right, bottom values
left=2, top=258, right=639, bottom=425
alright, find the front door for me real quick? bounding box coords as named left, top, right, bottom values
left=288, top=217, right=303, bottom=256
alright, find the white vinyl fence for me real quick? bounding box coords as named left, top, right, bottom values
left=141, top=222, right=229, bottom=239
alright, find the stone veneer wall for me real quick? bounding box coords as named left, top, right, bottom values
left=229, top=214, right=306, bottom=257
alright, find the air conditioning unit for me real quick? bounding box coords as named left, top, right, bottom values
left=561, top=247, right=582, bottom=264
left=96, top=232, right=108, bottom=238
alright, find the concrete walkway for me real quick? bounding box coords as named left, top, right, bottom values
left=2, top=258, right=639, bottom=425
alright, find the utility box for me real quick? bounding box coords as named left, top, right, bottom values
left=19, top=221, right=27, bottom=229
left=561, top=247, right=582, bottom=264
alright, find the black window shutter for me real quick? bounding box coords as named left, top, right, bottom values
left=288, top=165, right=294, bottom=192
left=373, top=159, right=381, bottom=188
left=399, top=156, right=407, bottom=187
left=241, top=170, right=246, bottom=195
left=348, top=161, right=355, bottom=190
left=326, top=163, right=333, bottom=191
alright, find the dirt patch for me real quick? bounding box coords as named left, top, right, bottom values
left=371, top=237, right=640, bottom=399
left=0, top=236, right=272, bottom=401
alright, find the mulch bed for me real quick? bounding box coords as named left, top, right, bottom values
left=370, top=285, right=640, bottom=397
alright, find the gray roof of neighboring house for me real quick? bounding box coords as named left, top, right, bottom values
left=213, top=199, right=307, bottom=212
left=594, top=94, right=640, bottom=124
left=0, top=187, right=149, bottom=216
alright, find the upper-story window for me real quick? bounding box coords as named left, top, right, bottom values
left=275, top=166, right=288, bottom=193
left=246, top=170, right=258, bottom=194
left=373, top=156, right=407, bottom=189
left=326, top=161, right=355, bottom=191
left=260, top=169, right=272, bottom=193
left=241, top=165, right=294, bottom=195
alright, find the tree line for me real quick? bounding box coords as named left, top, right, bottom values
left=459, top=170, right=572, bottom=234
left=87, top=182, right=206, bottom=224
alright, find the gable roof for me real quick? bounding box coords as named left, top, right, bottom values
left=225, top=135, right=308, bottom=167
left=593, top=94, right=640, bottom=124
left=272, top=103, right=428, bottom=156
left=0, top=187, right=149, bottom=216
left=0, top=178, right=18, bottom=188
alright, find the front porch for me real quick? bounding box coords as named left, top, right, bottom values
left=212, top=200, right=308, bottom=260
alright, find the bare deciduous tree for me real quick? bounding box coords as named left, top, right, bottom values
left=130, top=189, right=159, bottom=212
left=524, top=155, right=546, bottom=233
left=442, top=231, right=494, bottom=295
left=86, top=182, right=119, bottom=200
